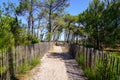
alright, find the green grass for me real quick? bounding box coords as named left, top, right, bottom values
left=108, top=52, right=120, bottom=58
left=76, top=50, right=120, bottom=80
left=18, top=57, right=40, bottom=74
left=84, top=67, right=96, bottom=80
left=0, top=66, right=6, bottom=74
left=18, top=61, right=31, bottom=74
left=76, top=50, right=85, bottom=68
left=30, top=58, right=40, bottom=69
left=81, top=58, right=120, bottom=80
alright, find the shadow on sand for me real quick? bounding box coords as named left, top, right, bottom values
left=47, top=49, right=87, bottom=80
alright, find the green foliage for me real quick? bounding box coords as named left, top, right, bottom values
left=0, top=16, right=15, bottom=49
left=71, top=40, right=80, bottom=45
left=84, top=56, right=119, bottom=80
left=18, top=58, right=40, bottom=74
left=0, top=8, right=32, bottom=47
left=0, top=66, right=6, bottom=74
left=64, top=14, right=77, bottom=23
left=76, top=50, right=85, bottom=69
left=45, top=32, right=52, bottom=41
left=84, top=67, right=95, bottom=80
left=77, top=51, right=120, bottom=80
left=109, top=52, right=120, bottom=58
left=31, top=38, right=40, bottom=44
left=83, top=44, right=94, bottom=48
left=18, top=61, right=31, bottom=74
left=78, top=0, right=120, bottom=49
left=30, top=58, right=40, bottom=68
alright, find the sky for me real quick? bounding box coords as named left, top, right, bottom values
left=66, top=0, right=91, bottom=15
left=0, top=0, right=91, bottom=15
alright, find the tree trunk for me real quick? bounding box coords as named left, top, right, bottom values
left=67, top=22, right=71, bottom=42
left=28, top=14, right=31, bottom=40
left=47, top=4, right=52, bottom=41
left=37, top=19, right=40, bottom=38
left=48, top=0, right=52, bottom=33
left=31, top=0, right=34, bottom=35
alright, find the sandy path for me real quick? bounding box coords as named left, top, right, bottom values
left=30, top=46, right=87, bottom=80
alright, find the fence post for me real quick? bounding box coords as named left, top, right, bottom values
left=8, top=47, right=17, bottom=80
left=85, top=48, right=88, bottom=68
left=89, top=48, right=92, bottom=68
left=116, top=58, right=120, bottom=80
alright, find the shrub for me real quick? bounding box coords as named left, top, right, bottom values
left=72, top=40, right=81, bottom=45
left=76, top=49, right=120, bottom=80
left=18, top=61, right=31, bottom=74
left=30, top=58, right=40, bottom=69
left=31, top=38, right=40, bottom=44
left=0, top=66, right=6, bottom=74
left=45, top=32, right=52, bottom=41
left=84, top=57, right=120, bottom=80
left=84, top=67, right=96, bottom=80
left=18, top=58, right=40, bottom=74
left=76, top=50, right=85, bottom=68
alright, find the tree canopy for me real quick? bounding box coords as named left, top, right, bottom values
left=0, top=0, right=120, bottom=50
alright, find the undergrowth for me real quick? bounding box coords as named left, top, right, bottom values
left=18, top=57, right=40, bottom=74
left=76, top=50, right=120, bottom=80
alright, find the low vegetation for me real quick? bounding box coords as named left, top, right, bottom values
left=76, top=49, right=120, bottom=80
left=18, top=58, right=40, bottom=74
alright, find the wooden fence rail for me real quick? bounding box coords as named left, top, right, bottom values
left=0, top=42, right=53, bottom=80
left=69, top=44, right=120, bottom=80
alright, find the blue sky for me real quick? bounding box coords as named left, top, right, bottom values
left=66, top=0, right=91, bottom=15
left=0, top=0, right=91, bottom=15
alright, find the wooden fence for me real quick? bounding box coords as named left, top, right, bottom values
left=0, top=42, right=53, bottom=80
left=69, top=44, right=120, bottom=80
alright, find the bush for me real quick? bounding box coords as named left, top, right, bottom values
left=83, top=44, right=95, bottom=48
left=30, top=58, right=40, bottom=69
left=76, top=50, right=85, bottom=68
left=84, top=67, right=96, bottom=80
left=45, top=32, right=52, bottom=41
left=84, top=57, right=120, bottom=80
left=31, top=38, right=40, bottom=44
left=18, top=61, right=31, bottom=74
left=0, top=66, right=6, bottom=74
left=72, top=40, right=81, bottom=45
left=76, top=50, right=120, bottom=80
left=18, top=58, right=40, bottom=74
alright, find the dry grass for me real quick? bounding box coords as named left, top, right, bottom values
left=16, top=72, right=31, bottom=80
